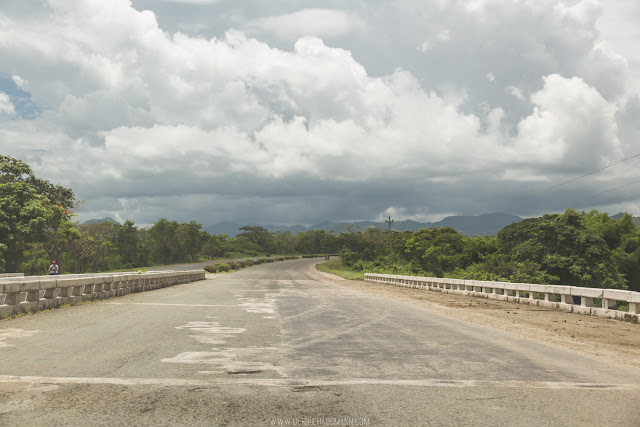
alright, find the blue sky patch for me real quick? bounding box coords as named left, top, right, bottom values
left=0, top=73, right=45, bottom=119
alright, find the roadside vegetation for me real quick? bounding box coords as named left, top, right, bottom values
left=3, top=155, right=640, bottom=292
left=204, top=256, right=299, bottom=273
left=316, top=259, right=364, bottom=280
left=335, top=209, right=640, bottom=291
left=1, top=156, right=343, bottom=276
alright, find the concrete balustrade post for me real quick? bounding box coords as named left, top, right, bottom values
left=93, top=279, right=104, bottom=293
left=630, top=303, right=639, bottom=315
left=561, top=294, right=573, bottom=305
left=41, top=280, right=57, bottom=299
left=571, top=287, right=601, bottom=310
left=603, top=299, right=617, bottom=310
left=581, top=297, right=594, bottom=308
left=112, top=278, right=121, bottom=292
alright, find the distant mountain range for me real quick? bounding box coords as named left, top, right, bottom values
left=83, top=212, right=640, bottom=237
left=205, top=213, right=524, bottom=237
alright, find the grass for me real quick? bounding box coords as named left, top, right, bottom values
left=316, top=260, right=364, bottom=280
left=1, top=303, right=72, bottom=321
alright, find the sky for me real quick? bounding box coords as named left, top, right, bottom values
left=1, top=0, right=640, bottom=227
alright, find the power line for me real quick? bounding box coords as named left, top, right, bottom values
left=591, top=178, right=640, bottom=198
left=554, top=177, right=640, bottom=212
left=493, top=153, right=640, bottom=210
left=542, top=153, right=640, bottom=192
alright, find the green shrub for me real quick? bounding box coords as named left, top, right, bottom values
left=215, top=263, right=231, bottom=272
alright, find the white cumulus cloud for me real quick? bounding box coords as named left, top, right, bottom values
left=0, top=0, right=637, bottom=224
left=0, top=93, right=16, bottom=116
left=245, top=9, right=366, bottom=40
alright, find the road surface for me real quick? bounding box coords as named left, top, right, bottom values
left=1, top=259, right=639, bottom=426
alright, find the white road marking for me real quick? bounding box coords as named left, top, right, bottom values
left=167, top=316, right=283, bottom=374
left=0, top=329, right=40, bottom=348
left=1, top=375, right=638, bottom=390
left=174, top=321, right=246, bottom=345
left=233, top=291, right=278, bottom=315
left=162, top=350, right=282, bottom=373
left=237, top=298, right=276, bottom=314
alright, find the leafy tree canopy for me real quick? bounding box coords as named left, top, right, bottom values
left=0, top=155, right=76, bottom=272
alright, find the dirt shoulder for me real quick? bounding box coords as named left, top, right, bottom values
left=308, top=264, right=640, bottom=370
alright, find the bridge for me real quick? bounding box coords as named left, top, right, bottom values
left=1, top=259, right=639, bottom=425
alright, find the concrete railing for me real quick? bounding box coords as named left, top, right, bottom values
left=0, top=270, right=205, bottom=319
left=364, top=273, right=640, bottom=323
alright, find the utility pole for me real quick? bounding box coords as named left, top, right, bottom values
left=385, top=216, right=394, bottom=267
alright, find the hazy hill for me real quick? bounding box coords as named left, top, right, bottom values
left=611, top=212, right=640, bottom=226
left=205, top=213, right=523, bottom=237
left=82, top=217, right=119, bottom=225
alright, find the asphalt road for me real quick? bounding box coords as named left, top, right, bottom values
left=139, top=257, right=280, bottom=272
left=1, top=259, right=639, bottom=426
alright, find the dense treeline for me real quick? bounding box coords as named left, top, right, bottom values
left=1, top=156, right=346, bottom=275
left=340, top=209, right=640, bottom=292
left=16, top=218, right=345, bottom=276
left=3, top=155, right=640, bottom=291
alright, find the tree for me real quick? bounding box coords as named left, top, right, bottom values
left=113, top=220, right=139, bottom=266
left=0, top=155, right=76, bottom=272
left=274, top=231, right=297, bottom=255
left=87, top=221, right=114, bottom=272
left=496, top=209, right=625, bottom=289
left=202, top=233, right=227, bottom=260
left=149, top=218, right=180, bottom=264
left=237, top=226, right=273, bottom=251
left=405, top=227, right=469, bottom=276
left=176, top=221, right=204, bottom=262
left=337, top=230, right=382, bottom=263
left=68, top=223, right=95, bottom=274
left=41, top=220, right=80, bottom=274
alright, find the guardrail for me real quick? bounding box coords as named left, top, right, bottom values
left=364, top=273, right=640, bottom=323
left=0, top=270, right=205, bottom=319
